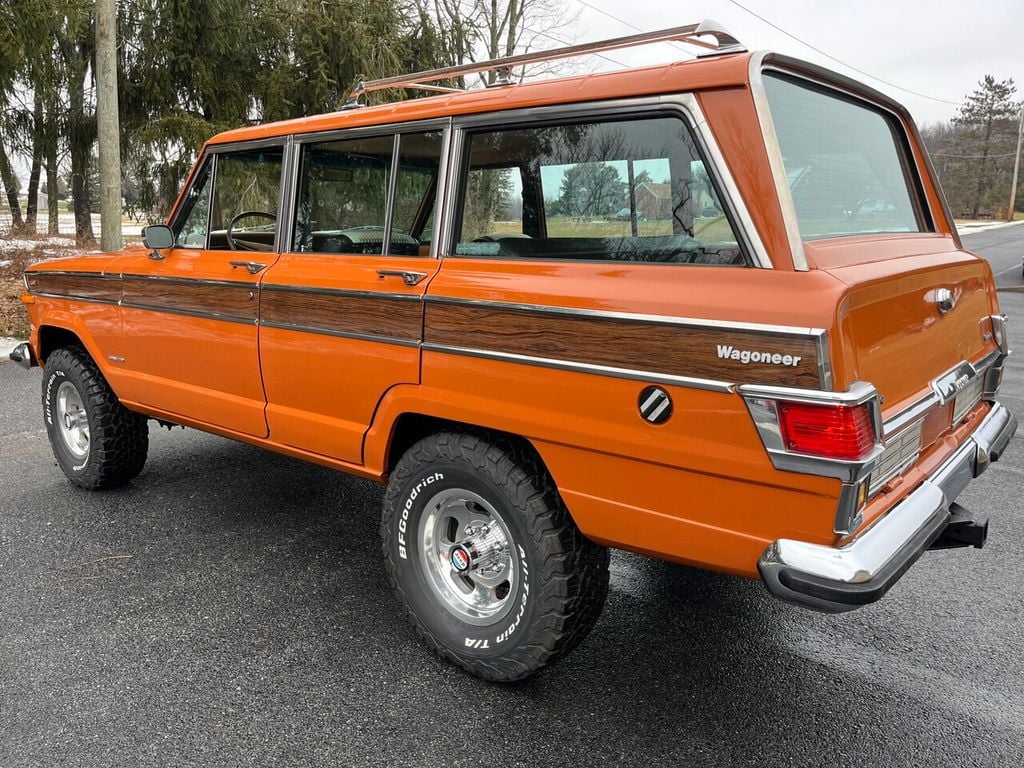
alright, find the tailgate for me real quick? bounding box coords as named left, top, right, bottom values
left=828, top=250, right=998, bottom=412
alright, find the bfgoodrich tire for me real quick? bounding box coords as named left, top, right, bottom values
left=42, top=347, right=149, bottom=490
left=381, top=431, right=610, bottom=682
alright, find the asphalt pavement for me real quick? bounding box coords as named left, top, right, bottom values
left=1, top=231, right=1023, bottom=767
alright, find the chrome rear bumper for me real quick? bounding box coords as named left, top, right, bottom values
left=759, top=402, right=1018, bottom=613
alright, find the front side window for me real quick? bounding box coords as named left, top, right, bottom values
left=453, top=115, right=744, bottom=265
left=208, top=146, right=284, bottom=251
left=764, top=72, right=928, bottom=239
left=174, top=162, right=212, bottom=248
left=293, top=131, right=443, bottom=256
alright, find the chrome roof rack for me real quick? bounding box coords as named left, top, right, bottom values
left=344, top=19, right=745, bottom=108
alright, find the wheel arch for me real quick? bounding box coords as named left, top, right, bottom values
left=382, top=412, right=552, bottom=484
left=38, top=325, right=87, bottom=363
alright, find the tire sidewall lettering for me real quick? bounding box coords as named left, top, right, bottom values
left=391, top=466, right=536, bottom=654
left=44, top=369, right=65, bottom=427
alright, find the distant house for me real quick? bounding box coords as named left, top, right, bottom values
left=633, top=182, right=671, bottom=219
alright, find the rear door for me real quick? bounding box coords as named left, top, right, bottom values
left=117, top=141, right=286, bottom=436
left=258, top=123, right=447, bottom=463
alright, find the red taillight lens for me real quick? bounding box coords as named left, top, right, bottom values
left=776, top=401, right=876, bottom=460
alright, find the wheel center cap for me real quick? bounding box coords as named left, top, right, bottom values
left=450, top=545, right=472, bottom=572
left=63, top=413, right=74, bottom=429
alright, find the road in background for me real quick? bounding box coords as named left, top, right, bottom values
left=0, top=246, right=1022, bottom=767
left=963, top=221, right=1024, bottom=290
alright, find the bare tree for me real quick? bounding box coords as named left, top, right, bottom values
left=422, top=0, right=581, bottom=84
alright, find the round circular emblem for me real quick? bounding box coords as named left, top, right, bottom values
left=638, top=386, right=673, bottom=425
left=450, top=545, right=472, bottom=572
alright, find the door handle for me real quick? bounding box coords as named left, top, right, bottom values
left=377, top=270, right=427, bottom=286
left=230, top=261, right=267, bottom=275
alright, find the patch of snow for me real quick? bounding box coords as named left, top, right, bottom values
left=0, top=260, right=12, bottom=268
left=0, top=337, right=25, bottom=360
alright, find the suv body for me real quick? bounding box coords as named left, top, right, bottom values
left=12, top=26, right=1017, bottom=679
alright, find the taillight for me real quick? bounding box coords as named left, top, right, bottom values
left=776, top=401, right=876, bottom=460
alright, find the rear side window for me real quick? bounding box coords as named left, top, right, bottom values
left=763, top=73, right=929, bottom=239
left=452, top=115, right=745, bottom=265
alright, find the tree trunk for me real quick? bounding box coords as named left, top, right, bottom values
left=68, top=69, right=96, bottom=244
left=96, top=0, right=123, bottom=252
left=25, top=96, right=44, bottom=235
left=46, top=110, right=60, bottom=236
left=971, top=115, right=995, bottom=218
left=0, top=142, right=25, bottom=233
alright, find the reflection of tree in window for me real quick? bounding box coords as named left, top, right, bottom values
left=456, top=116, right=745, bottom=265
left=211, top=150, right=283, bottom=231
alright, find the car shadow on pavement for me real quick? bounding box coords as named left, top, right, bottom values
left=51, top=432, right=1009, bottom=766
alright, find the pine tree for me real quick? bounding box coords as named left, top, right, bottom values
left=952, top=76, right=1019, bottom=217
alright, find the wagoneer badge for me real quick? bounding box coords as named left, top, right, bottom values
left=716, top=345, right=803, bottom=367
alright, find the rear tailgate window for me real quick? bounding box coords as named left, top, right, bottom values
left=764, top=72, right=931, bottom=239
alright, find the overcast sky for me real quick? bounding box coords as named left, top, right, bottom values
left=568, top=0, right=1023, bottom=125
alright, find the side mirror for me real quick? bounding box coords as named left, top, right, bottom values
left=142, top=225, right=174, bottom=260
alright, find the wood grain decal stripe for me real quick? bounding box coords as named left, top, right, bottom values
left=260, top=287, right=423, bottom=344
left=26, top=272, right=121, bottom=304
left=121, top=275, right=257, bottom=323
left=424, top=303, right=822, bottom=388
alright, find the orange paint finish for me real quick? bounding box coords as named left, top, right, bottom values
left=20, top=49, right=1009, bottom=590
left=698, top=87, right=796, bottom=270
left=209, top=55, right=753, bottom=148
left=259, top=253, right=440, bottom=464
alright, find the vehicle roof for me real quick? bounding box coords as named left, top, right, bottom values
left=208, top=51, right=755, bottom=146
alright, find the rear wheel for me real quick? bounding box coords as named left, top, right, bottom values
left=42, top=347, right=148, bottom=490
left=381, top=431, right=610, bottom=681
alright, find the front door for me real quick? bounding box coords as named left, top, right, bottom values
left=259, top=126, right=446, bottom=463
left=117, top=142, right=286, bottom=436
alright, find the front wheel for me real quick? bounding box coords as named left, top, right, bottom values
left=42, top=347, right=149, bottom=490
left=381, top=431, right=610, bottom=681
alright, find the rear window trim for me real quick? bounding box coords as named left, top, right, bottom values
left=763, top=69, right=934, bottom=241
left=445, top=98, right=763, bottom=269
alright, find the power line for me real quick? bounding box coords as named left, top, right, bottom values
left=523, top=26, right=631, bottom=70
left=725, top=0, right=960, bottom=106
left=572, top=0, right=696, bottom=59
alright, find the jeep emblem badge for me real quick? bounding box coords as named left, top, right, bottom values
left=450, top=546, right=472, bottom=572
left=638, top=386, right=673, bottom=425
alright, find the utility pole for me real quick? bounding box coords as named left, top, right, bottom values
left=1009, top=101, right=1024, bottom=222
left=96, top=0, right=122, bottom=251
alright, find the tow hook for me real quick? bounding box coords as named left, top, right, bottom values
left=930, top=502, right=989, bottom=550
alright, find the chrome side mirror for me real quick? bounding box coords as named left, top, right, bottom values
left=142, top=225, right=174, bottom=260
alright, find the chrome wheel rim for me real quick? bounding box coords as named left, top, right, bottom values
left=418, top=487, right=517, bottom=626
left=56, top=380, right=90, bottom=462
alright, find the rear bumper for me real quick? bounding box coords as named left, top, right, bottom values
left=759, top=401, right=1018, bottom=613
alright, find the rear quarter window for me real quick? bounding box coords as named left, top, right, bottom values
left=764, top=72, right=931, bottom=240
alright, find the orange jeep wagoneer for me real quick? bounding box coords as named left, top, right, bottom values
left=11, top=22, right=1017, bottom=681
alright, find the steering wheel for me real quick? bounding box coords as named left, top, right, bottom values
left=227, top=210, right=277, bottom=252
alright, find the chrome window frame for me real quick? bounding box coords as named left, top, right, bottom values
left=440, top=95, right=773, bottom=268
left=169, top=137, right=291, bottom=253
left=748, top=51, right=944, bottom=271
left=282, top=117, right=452, bottom=258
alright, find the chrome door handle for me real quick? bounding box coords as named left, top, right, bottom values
left=377, top=270, right=427, bottom=286
left=230, top=261, right=267, bottom=275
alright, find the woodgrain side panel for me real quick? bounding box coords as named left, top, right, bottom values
left=121, top=276, right=257, bottom=322
left=424, top=303, right=821, bottom=387
left=260, top=288, right=423, bottom=342
left=27, top=272, right=121, bottom=303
